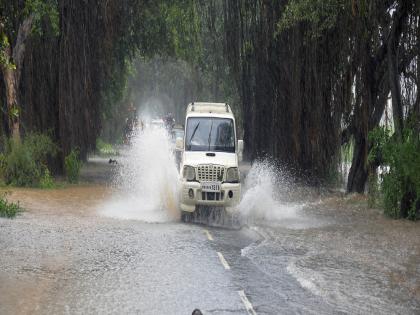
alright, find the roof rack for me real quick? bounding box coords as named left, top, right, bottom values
left=187, top=102, right=233, bottom=115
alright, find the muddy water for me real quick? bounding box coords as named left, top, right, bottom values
left=2, top=185, right=111, bottom=217
left=0, top=185, right=101, bottom=314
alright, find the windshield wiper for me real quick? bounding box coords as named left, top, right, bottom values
left=207, top=120, right=213, bottom=151
left=188, top=122, right=200, bottom=148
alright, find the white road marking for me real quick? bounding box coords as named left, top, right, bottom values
left=204, top=229, right=214, bottom=241
left=238, top=290, right=257, bottom=315
left=217, top=252, right=230, bottom=270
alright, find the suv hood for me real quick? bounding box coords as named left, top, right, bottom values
left=183, top=151, right=238, bottom=168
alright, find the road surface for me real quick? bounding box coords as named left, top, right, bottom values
left=0, top=157, right=419, bottom=314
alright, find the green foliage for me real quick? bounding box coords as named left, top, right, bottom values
left=370, top=127, right=420, bottom=219
left=39, top=167, right=55, bottom=189
left=0, top=193, right=22, bottom=218
left=278, top=0, right=348, bottom=37
left=25, top=0, right=59, bottom=36
left=25, top=133, right=58, bottom=163
left=162, top=1, right=201, bottom=63
left=64, top=149, right=82, bottom=184
left=2, top=144, right=40, bottom=186
left=0, top=0, right=59, bottom=67
left=0, top=1, right=56, bottom=78
left=0, top=133, right=57, bottom=187
left=0, top=34, right=15, bottom=69
left=341, top=140, right=354, bottom=163
left=368, top=127, right=390, bottom=164
left=96, top=139, right=117, bottom=156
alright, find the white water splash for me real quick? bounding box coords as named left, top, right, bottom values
left=239, top=161, right=301, bottom=222
left=101, top=126, right=179, bottom=222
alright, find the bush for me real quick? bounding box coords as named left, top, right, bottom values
left=96, top=138, right=117, bottom=156
left=370, top=127, right=420, bottom=219
left=0, top=193, right=23, bottom=218
left=39, top=167, right=55, bottom=189
left=0, top=134, right=57, bottom=187
left=65, top=149, right=82, bottom=183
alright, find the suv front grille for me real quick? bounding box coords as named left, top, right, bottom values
left=197, top=164, right=224, bottom=182
left=201, top=191, right=224, bottom=201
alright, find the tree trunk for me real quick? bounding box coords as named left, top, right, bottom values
left=347, top=133, right=368, bottom=193
left=387, top=3, right=407, bottom=140
left=1, top=15, right=34, bottom=142
left=388, top=43, right=404, bottom=139
left=2, top=66, right=20, bottom=141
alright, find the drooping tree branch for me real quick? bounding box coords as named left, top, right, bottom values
left=387, top=1, right=409, bottom=139
left=12, top=14, right=34, bottom=84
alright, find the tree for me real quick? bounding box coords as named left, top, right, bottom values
left=223, top=0, right=419, bottom=193
left=223, top=0, right=350, bottom=181
left=0, top=0, right=58, bottom=141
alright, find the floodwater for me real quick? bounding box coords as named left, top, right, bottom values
left=241, top=196, right=420, bottom=314
left=0, top=128, right=419, bottom=314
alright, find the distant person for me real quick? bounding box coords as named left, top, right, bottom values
left=127, top=102, right=136, bottom=115
left=123, top=117, right=135, bottom=144
left=163, top=113, right=175, bottom=131
left=123, top=118, right=131, bottom=144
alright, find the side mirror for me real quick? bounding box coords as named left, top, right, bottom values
left=176, top=137, right=184, bottom=151
left=238, top=140, right=244, bottom=162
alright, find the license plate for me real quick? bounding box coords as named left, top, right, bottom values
left=201, top=182, right=221, bottom=192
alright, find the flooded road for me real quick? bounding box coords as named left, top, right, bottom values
left=1, top=128, right=419, bottom=314
left=236, top=196, right=420, bottom=314
left=0, top=207, right=246, bottom=314
left=1, top=182, right=419, bottom=314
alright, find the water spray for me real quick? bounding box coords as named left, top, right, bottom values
left=101, top=124, right=179, bottom=222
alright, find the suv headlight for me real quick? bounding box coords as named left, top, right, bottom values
left=183, top=165, right=196, bottom=181
left=226, top=167, right=240, bottom=183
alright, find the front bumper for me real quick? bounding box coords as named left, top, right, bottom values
left=180, top=180, right=241, bottom=213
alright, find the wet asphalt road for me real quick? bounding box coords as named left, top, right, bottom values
left=1, top=190, right=420, bottom=315
left=0, top=213, right=241, bottom=314
left=0, top=207, right=336, bottom=315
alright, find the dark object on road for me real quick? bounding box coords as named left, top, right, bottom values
left=109, top=159, right=118, bottom=165
left=163, top=112, right=175, bottom=131
left=192, top=309, right=203, bottom=315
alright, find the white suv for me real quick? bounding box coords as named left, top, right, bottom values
left=177, top=102, right=243, bottom=216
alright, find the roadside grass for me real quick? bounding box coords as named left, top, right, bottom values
left=39, top=167, right=56, bottom=189
left=0, top=193, right=23, bottom=218
left=65, top=149, right=82, bottom=184
left=96, top=138, right=119, bottom=156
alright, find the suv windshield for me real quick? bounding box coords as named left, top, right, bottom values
left=186, top=117, right=235, bottom=152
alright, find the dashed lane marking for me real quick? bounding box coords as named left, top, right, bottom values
left=204, top=229, right=214, bottom=241
left=238, top=290, right=257, bottom=315
left=217, top=252, right=231, bottom=270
